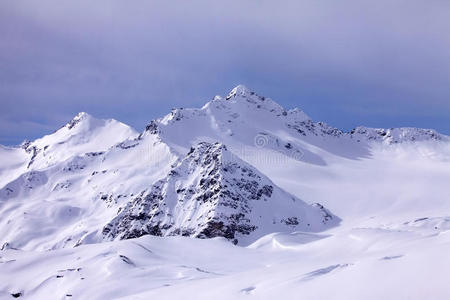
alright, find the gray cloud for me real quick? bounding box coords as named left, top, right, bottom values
left=1, top=0, right=450, bottom=144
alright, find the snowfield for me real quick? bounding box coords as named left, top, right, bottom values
left=0, top=85, right=449, bottom=299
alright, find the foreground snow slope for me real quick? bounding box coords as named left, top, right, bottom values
left=1, top=225, right=450, bottom=299
left=0, top=85, right=449, bottom=299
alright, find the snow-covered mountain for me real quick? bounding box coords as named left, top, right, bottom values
left=103, top=142, right=337, bottom=245
left=1, top=85, right=449, bottom=299
left=22, top=112, right=138, bottom=170
left=0, top=112, right=176, bottom=250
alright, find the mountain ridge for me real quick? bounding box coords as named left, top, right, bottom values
left=2, top=85, right=448, bottom=151
left=102, top=141, right=338, bottom=245
left=0, top=85, right=449, bottom=251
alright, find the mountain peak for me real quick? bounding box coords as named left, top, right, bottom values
left=66, top=112, right=92, bottom=129
left=21, top=112, right=137, bottom=170
left=102, top=140, right=338, bottom=245
left=226, top=84, right=253, bottom=100
left=75, top=111, right=89, bottom=119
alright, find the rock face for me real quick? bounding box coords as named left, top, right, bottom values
left=103, top=142, right=338, bottom=245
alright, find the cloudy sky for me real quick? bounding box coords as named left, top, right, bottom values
left=1, top=0, right=449, bottom=145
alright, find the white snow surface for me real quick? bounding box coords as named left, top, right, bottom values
left=0, top=85, right=449, bottom=299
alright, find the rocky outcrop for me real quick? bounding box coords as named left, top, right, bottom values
left=103, top=142, right=338, bottom=245
left=348, top=126, right=444, bottom=144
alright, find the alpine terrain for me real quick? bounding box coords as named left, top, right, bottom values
left=0, top=85, right=449, bottom=299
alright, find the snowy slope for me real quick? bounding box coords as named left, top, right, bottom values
left=0, top=145, right=29, bottom=189
left=1, top=227, right=450, bottom=299
left=143, top=84, right=450, bottom=224
left=21, top=112, right=138, bottom=170
left=103, top=142, right=337, bottom=245
left=0, top=85, right=449, bottom=299
left=0, top=115, right=177, bottom=250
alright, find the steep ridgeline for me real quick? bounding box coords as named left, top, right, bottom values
left=103, top=142, right=338, bottom=245
left=223, top=86, right=446, bottom=144
left=140, top=85, right=448, bottom=167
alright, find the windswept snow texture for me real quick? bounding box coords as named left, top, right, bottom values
left=1, top=85, right=450, bottom=299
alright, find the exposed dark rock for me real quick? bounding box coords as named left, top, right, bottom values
left=11, top=292, right=22, bottom=298
left=145, top=120, right=159, bottom=134
left=102, top=142, right=337, bottom=244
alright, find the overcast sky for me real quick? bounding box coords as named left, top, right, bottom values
left=1, top=0, right=449, bottom=145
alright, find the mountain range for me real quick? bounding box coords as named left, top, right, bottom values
left=1, top=85, right=449, bottom=299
